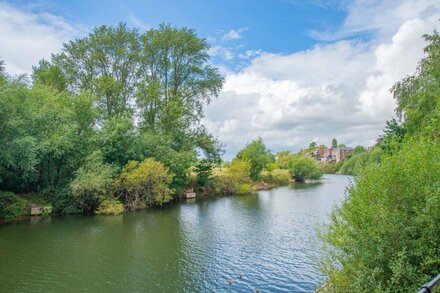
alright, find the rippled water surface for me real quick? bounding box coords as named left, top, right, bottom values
left=0, top=174, right=351, bottom=292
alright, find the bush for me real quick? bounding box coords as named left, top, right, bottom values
left=95, top=199, right=124, bottom=215
left=261, top=170, right=290, bottom=185
left=38, top=187, right=78, bottom=215
left=289, top=154, right=323, bottom=182
left=70, top=153, right=115, bottom=214
left=215, top=160, right=254, bottom=195
left=0, top=192, right=28, bottom=220
left=318, top=162, right=341, bottom=174
left=320, top=139, right=440, bottom=292
left=339, top=147, right=383, bottom=175
left=115, top=158, right=174, bottom=210
left=232, top=183, right=253, bottom=194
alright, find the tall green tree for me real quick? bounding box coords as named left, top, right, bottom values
left=331, top=138, right=338, bottom=149
left=137, top=24, right=223, bottom=132
left=53, top=23, right=140, bottom=118
left=392, top=31, right=440, bottom=137
left=236, top=138, right=274, bottom=181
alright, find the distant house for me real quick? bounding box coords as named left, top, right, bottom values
left=334, top=147, right=354, bottom=162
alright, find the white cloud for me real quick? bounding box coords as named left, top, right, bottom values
left=0, top=2, right=81, bottom=75
left=205, top=1, right=440, bottom=159
left=208, top=45, right=234, bottom=61
left=222, top=27, right=248, bottom=41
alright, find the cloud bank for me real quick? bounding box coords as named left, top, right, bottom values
left=0, top=2, right=81, bottom=74
left=204, top=0, right=440, bottom=158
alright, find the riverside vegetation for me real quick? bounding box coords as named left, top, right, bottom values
left=0, top=23, right=322, bottom=222
left=0, top=22, right=438, bottom=293
left=319, top=31, right=440, bottom=292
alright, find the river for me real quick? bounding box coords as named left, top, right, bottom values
left=0, top=174, right=352, bottom=293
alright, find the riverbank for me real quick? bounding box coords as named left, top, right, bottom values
left=1, top=168, right=294, bottom=224
left=0, top=175, right=350, bottom=292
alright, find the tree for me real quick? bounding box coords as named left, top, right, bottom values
left=236, top=138, right=274, bottom=181
left=276, top=151, right=294, bottom=169
left=353, top=145, right=366, bottom=154
left=53, top=23, right=140, bottom=118
left=289, top=154, right=322, bottom=182
left=339, top=147, right=382, bottom=175
left=32, top=59, right=68, bottom=92
left=337, top=143, right=346, bottom=148
left=331, top=138, right=338, bottom=149
left=392, top=31, right=440, bottom=137
left=137, top=24, right=223, bottom=130
left=99, top=116, right=137, bottom=168
left=194, top=159, right=214, bottom=187
left=377, top=118, right=406, bottom=154
left=321, top=139, right=440, bottom=291
left=115, top=158, right=174, bottom=211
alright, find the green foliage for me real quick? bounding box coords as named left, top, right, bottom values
left=289, top=154, right=323, bottom=182
left=318, top=162, right=341, bottom=174
left=70, top=152, right=115, bottom=214
left=53, top=23, right=140, bottom=118
left=308, top=141, right=317, bottom=152
left=321, top=139, right=440, bottom=292
left=194, top=159, right=214, bottom=187
left=236, top=138, right=274, bottom=181
left=331, top=138, right=338, bottom=149
left=276, top=151, right=294, bottom=169
left=216, top=160, right=253, bottom=195
left=392, top=31, right=440, bottom=137
left=32, top=59, right=68, bottom=92
left=38, top=187, right=78, bottom=215
left=115, top=158, right=174, bottom=210
left=353, top=145, right=366, bottom=155
left=377, top=119, right=406, bottom=154
left=261, top=169, right=291, bottom=185
left=0, top=23, right=224, bottom=216
left=99, top=116, right=137, bottom=168
left=137, top=24, right=224, bottom=133
left=339, top=147, right=383, bottom=175
left=265, top=162, right=277, bottom=172
left=95, top=199, right=124, bottom=215
left=0, top=192, right=27, bottom=220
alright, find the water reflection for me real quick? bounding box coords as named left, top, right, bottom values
left=0, top=174, right=351, bottom=293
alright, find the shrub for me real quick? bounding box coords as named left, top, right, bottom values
left=70, top=153, right=115, bottom=214
left=261, top=171, right=290, bottom=185
left=232, top=183, right=253, bottom=194
left=0, top=192, right=27, bottom=220
left=115, top=158, right=174, bottom=211
left=339, top=147, right=383, bottom=175
left=289, top=154, right=323, bottom=182
left=215, top=160, right=254, bottom=195
left=318, top=162, right=341, bottom=174
left=95, top=199, right=124, bottom=215
left=37, top=187, right=78, bottom=215
left=320, top=139, right=440, bottom=292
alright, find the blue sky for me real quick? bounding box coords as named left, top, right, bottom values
left=15, top=0, right=345, bottom=52
left=1, top=0, right=440, bottom=158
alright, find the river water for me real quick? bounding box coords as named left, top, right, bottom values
left=0, top=174, right=352, bottom=293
